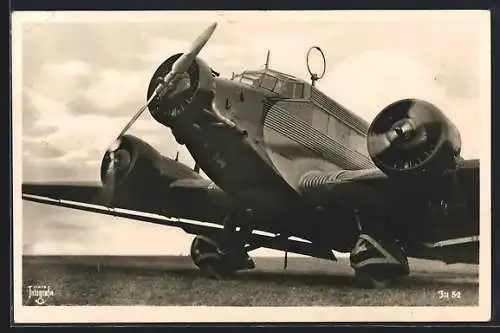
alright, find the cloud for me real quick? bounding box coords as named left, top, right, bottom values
left=321, top=49, right=444, bottom=119
left=82, top=68, right=150, bottom=113
left=32, top=61, right=93, bottom=104
left=22, top=93, right=58, bottom=136
left=23, top=161, right=81, bottom=182
left=46, top=60, right=91, bottom=76
left=29, top=60, right=153, bottom=118
left=23, top=140, right=66, bottom=159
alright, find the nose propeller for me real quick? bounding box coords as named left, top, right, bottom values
left=106, top=22, right=218, bottom=156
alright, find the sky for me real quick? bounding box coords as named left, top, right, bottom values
left=15, top=11, right=490, bottom=256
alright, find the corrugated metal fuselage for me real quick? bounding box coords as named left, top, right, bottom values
left=202, top=77, right=374, bottom=192
left=167, top=77, right=370, bottom=247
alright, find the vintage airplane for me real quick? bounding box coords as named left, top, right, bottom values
left=22, top=22, right=479, bottom=287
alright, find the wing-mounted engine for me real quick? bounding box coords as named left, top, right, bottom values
left=146, top=53, right=215, bottom=128
left=101, top=134, right=162, bottom=189
left=100, top=134, right=199, bottom=208
left=367, top=98, right=462, bottom=178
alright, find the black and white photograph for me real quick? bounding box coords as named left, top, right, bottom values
left=12, top=10, right=491, bottom=323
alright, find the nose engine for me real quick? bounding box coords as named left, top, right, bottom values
left=102, top=22, right=218, bottom=171
left=146, top=53, right=215, bottom=128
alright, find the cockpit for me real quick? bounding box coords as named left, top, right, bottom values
left=232, top=69, right=306, bottom=99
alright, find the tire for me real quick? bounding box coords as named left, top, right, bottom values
left=190, top=236, right=235, bottom=279
left=354, top=270, right=389, bottom=289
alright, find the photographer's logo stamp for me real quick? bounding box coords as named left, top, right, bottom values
left=25, top=285, right=55, bottom=305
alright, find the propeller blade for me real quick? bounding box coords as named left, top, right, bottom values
left=120, top=93, right=158, bottom=139
left=172, top=22, right=218, bottom=74
left=107, top=91, right=159, bottom=152
left=102, top=151, right=117, bottom=205
left=367, top=133, right=392, bottom=156
left=407, top=100, right=434, bottom=127
left=106, top=22, right=218, bottom=153
left=156, top=22, right=218, bottom=98
left=368, top=119, right=415, bottom=156
left=369, top=100, right=434, bottom=156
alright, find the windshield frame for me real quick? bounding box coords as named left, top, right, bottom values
left=232, top=70, right=306, bottom=99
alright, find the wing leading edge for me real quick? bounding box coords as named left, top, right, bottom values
left=22, top=181, right=335, bottom=260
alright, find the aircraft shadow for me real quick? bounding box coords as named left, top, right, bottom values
left=46, top=262, right=477, bottom=291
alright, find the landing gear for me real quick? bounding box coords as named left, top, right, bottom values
left=350, top=211, right=410, bottom=288
left=190, top=209, right=257, bottom=279
left=190, top=235, right=231, bottom=279
left=190, top=235, right=255, bottom=280
left=349, top=233, right=410, bottom=288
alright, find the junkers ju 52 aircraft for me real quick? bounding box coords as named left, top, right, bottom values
left=22, top=23, right=479, bottom=286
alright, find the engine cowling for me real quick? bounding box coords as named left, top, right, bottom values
left=146, top=53, right=215, bottom=129
left=367, top=98, right=462, bottom=178
left=100, top=134, right=197, bottom=208
left=100, top=135, right=164, bottom=188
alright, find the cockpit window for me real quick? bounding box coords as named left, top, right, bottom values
left=234, top=72, right=261, bottom=88
left=233, top=70, right=306, bottom=99
left=260, top=74, right=277, bottom=91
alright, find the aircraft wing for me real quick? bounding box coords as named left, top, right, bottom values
left=301, top=158, right=480, bottom=263
left=22, top=180, right=335, bottom=260
left=22, top=178, right=228, bottom=235
left=303, top=158, right=479, bottom=211
left=23, top=181, right=109, bottom=206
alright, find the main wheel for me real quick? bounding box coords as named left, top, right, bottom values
left=190, top=236, right=235, bottom=280
left=353, top=270, right=389, bottom=289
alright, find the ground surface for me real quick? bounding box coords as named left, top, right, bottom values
left=22, top=255, right=478, bottom=306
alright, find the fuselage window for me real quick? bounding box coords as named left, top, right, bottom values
left=352, top=133, right=368, bottom=155
left=327, top=116, right=350, bottom=143
left=280, top=82, right=295, bottom=98
left=327, top=116, right=339, bottom=137
left=312, top=110, right=329, bottom=134
left=294, top=84, right=304, bottom=99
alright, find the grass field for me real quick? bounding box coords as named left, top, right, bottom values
left=22, top=255, right=478, bottom=306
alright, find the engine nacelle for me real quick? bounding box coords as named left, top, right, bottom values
left=101, top=135, right=164, bottom=189
left=146, top=53, right=215, bottom=129
left=367, top=99, right=462, bottom=178
left=100, top=135, right=198, bottom=208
